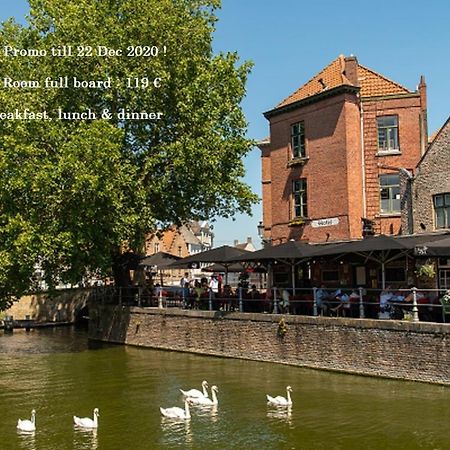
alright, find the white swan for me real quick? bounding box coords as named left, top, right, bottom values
left=266, top=386, right=293, bottom=406
left=17, top=409, right=36, bottom=432
left=187, top=385, right=218, bottom=406
left=160, top=398, right=191, bottom=420
left=73, top=408, right=99, bottom=428
left=180, top=380, right=209, bottom=398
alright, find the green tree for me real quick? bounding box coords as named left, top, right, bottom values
left=0, top=0, right=257, bottom=310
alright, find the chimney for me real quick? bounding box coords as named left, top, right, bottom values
left=246, top=236, right=252, bottom=244
left=344, top=55, right=359, bottom=86
left=418, top=75, right=428, bottom=155
left=233, top=239, right=239, bottom=247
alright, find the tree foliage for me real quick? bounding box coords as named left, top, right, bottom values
left=0, top=0, right=257, bottom=309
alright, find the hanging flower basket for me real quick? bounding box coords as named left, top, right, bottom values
left=415, top=260, right=436, bottom=280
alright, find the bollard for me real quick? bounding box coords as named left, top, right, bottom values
left=412, top=287, right=419, bottom=322
left=209, top=289, right=213, bottom=311
left=359, top=287, right=365, bottom=319
left=272, top=288, right=278, bottom=314
left=25, top=314, right=31, bottom=332
left=313, top=287, right=318, bottom=316
left=182, top=287, right=186, bottom=309
left=158, top=290, right=163, bottom=309
left=239, top=287, right=243, bottom=313
left=4, top=315, right=13, bottom=333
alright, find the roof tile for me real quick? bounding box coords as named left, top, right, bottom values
left=276, top=55, right=412, bottom=109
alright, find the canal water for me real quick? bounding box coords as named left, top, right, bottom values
left=1, top=327, right=450, bottom=450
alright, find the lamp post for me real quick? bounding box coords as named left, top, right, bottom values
left=257, top=220, right=272, bottom=248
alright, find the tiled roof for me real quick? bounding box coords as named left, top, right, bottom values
left=357, top=64, right=411, bottom=97
left=277, top=55, right=412, bottom=109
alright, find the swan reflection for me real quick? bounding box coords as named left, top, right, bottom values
left=267, top=406, right=293, bottom=424
left=161, top=416, right=192, bottom=443
left=195, top=404, right=219, bottom=422
left=17, top=430, right=36, bottom=450
left=73, top=427, right=98, bottom=450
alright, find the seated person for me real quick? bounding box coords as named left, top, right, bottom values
left=246, top=284, right=260, bottom=312
left=315, top=285, right=330, bottom=315
left=249, top=284, right=260, bottom=298
left=331, top=290, right=350, bottom=316
left=380, top=286, right=395, bottom=311
left=280, top=288, right=290, bottom=313
left=404, top=287, right=425, bottom=303
left=221, top=284, right=235, bottom=311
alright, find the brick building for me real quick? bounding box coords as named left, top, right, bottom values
left=259, top=55, right=428, bottom=245
left=400, top=116, right=450, bottom=290
left=401, top=116, right=450, bottom=235
left=144, top=221, right=214, bottom=284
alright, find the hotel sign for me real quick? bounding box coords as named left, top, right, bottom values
left=311, top=217, right=339, bottom=228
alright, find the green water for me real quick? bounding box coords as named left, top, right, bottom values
left=1, top=327, right=450, bottom=450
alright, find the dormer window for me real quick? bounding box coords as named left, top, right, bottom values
left=291, top=121, right=306, bottom=158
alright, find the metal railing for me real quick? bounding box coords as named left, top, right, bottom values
left=89, top=285, right=450, bottom=323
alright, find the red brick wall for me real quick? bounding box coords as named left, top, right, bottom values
left=362, top=95, right=423, bottom=235
left=262, top=91, right=425, bottom=243
left=265, top=92, right=363, bottom=244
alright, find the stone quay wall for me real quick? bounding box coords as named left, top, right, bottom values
left=89, top=305, right=450, bottom=385
left=5, top=288, right=91, bottom=323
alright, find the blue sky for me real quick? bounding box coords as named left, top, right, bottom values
left=2, top=1, right=450, bottom=248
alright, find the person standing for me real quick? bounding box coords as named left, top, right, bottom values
left=209, top=275, right=219, bottom=294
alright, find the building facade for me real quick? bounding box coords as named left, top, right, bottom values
left=259, top=55, right=428, bottom=245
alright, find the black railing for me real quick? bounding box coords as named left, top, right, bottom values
left=89, top=286, right=450, bottom=324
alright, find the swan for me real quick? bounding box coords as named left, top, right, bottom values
left=17, top=409, right=36, bottom=432
left=73, top=408, right=99, bottom=428
left=266, top=386, right=293, bottom=406
left=187, top=385, right=219, bottom=406
left=160, top=398, right=191, bottom=420
left=180, top=380, right=209, bottom=399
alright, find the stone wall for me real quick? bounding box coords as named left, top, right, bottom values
left=89, top=306, right=450, bottom=385
left=5, top=288, right=91, bottom=322
left=411, top=117, right=450, bottom=233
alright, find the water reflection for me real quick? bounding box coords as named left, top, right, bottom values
left=4, top=328, right=450, bottom=449
left=160, top=417, right=192, bottom=444
left=16, top=431, right=36, bottom=450
left=73, top=427, right=98, bottom=450
left=266, top=406, right=293, bottom=425
left=194, top=404, right=219, bottom=422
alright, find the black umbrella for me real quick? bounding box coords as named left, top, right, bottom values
left=232, top=240, right=326, bottom=292
left=140, top=252, right=182, bottom=268
left=311, top=234, right=450, bottom=288
left=233, top=240, right=327, bottom=262
left=169, top=245, right=250, bottom=284
left=139, top=252, right=182, bottom=286
left=415, top=235, right=450, bottom=257
left=202, top=262, right=266, bottom=273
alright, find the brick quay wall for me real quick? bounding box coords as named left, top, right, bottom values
left=89, top=305, right=450, bottom=385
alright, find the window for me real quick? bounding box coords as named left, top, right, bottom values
left=293, top=179, right=307, bottom=218
left=178, top=246, right=182, bottom=257
left=439, top=269, right=450, bottom=290
left=434, top=193, right=450, bottom=229
left=154, top=243, right=160, bottom=253
left=377, top=116, right=399, bottom=152
left=380, top=174, right=400, bottom=213
left=291, top=121, right=305, bottom=158
left=322, top=270, right=339, bottom=283
left=384, top=266, right=406, bottom=283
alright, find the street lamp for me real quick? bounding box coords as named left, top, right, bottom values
left=257, top=220, right=271, bottom=247
left=257, top=220, right=264, bottom=239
